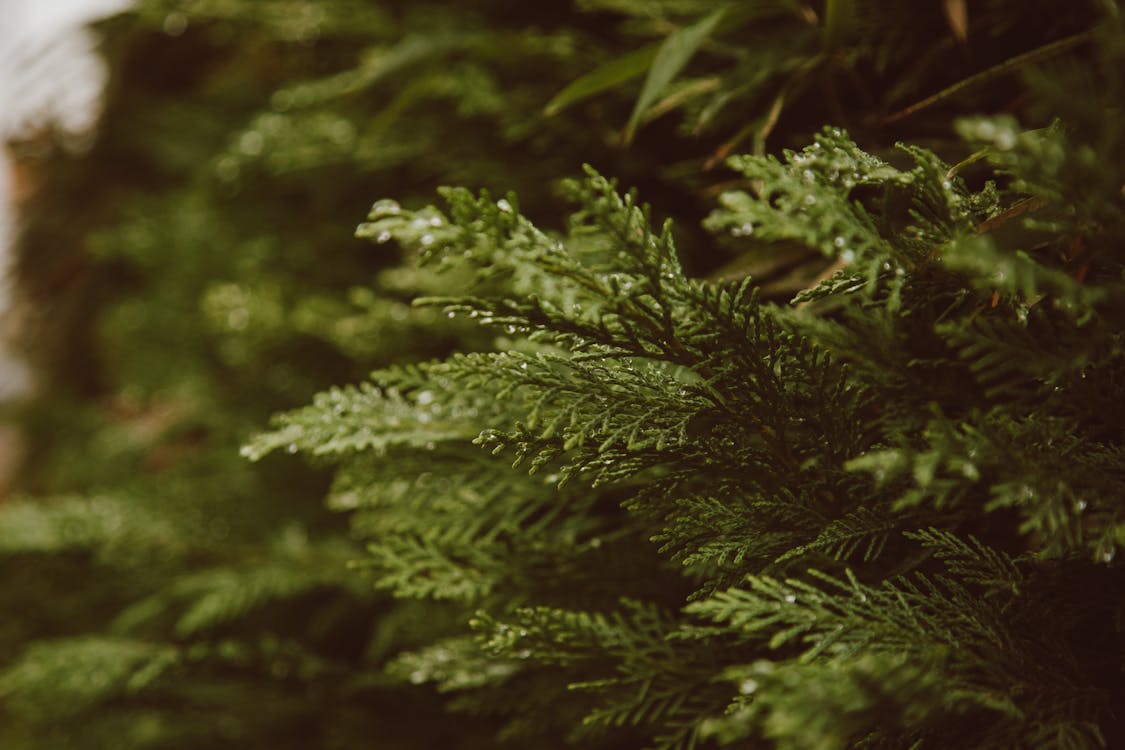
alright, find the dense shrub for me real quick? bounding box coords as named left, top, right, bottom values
left=2, top=1, right=1122, bottom=748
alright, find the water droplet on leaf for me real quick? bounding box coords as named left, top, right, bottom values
left=239, top=131, right=264, bottom=156
left=370, top=199, right=401, bottom=217
left=163, top=12, right=188, bottom=36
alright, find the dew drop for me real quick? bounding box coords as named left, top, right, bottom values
left=416, top=390, right=435, bottom=405
left=370, top=199, right=401, bottom=217
left=496, top=199, right=513, bottom=212
left=834, top=236, right=845, bottom=248
left=420, top=233, right=435, bottom=246
left=841, top=249, right=856, bottom=263
left=239, top=131, right=264, bottom=156
left=784, top=594, right=796, bottom=603
left=330, top=120, right=355, bottom=146
left=286, top=443, right=298, bottom=454
left=163, top=12, right=188, bottom=36
left=215, top=157, right=240, bottom=182
left=376, top=231, right=392, bottom=243
left=975, top=121, right=996, bottom=138
left=226, top=308, right=249, bottom=331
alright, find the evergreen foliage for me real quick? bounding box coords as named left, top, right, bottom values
left=2, top=0, right=1123, bottom=748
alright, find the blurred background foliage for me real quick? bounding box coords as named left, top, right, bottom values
left=0, top=0, right=1115, bottom=747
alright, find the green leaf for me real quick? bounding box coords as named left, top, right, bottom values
left=544, top=44, right=660, bottom=117
left=625, top=8, right=726, bottom=142
left=823, top=0, right=855, bottom=51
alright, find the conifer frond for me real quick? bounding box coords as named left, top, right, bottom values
left=776, top=507, right=905, bottom=564
left=689, top=537, right=1103, bottom=748
left=938, top=233, right=1115, bottom=326
left=848, top=410, right=1125, bottom=560
left=387, top=635, right=518, bottom=692
left=18, top=6, right=1118, bottom=744
left=112, top=531, right=365, bottom=636
left=0, top=637, right=179, bottom=721
left=471, top=601, right=729, bottom=747
left=243, top=375, right=486, bottom=461
left=0, top=495, right=182, bottom=560
left=706, top=128, right=900, bottom=265
left=701, top=652, right=962, bottom=750
left=903, top=528, right=1022, bottom=593
left=249, top=101, right=1125, bottom=744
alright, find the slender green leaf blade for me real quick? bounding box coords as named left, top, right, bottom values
left=544, top=44, right=660, bottom=117
left=625, top=8, right=726, bottom=141
left=824, top=0, right=855, bottom=50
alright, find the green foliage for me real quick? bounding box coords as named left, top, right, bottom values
left=625, top=7, right=726, bottom=141
left=255, top=85, right=1125, bottom=744
left=5, top=0, right=1125, bottom=748
left=1, top=637, right=179, bottom=721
